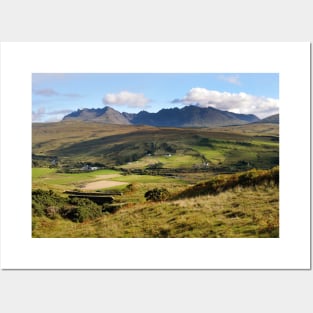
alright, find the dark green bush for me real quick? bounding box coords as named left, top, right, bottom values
left=145, top=188, right=170, bottom=202
left=59, top=197, right=102, bottom=222
left=146, top=162, right=164, bottom=169
left=198, top=137, right=214, bottom=148
left=32, top=189, right=66, bottom=217
left=32, top=189, right=103, bottom=222
left=32, top=201, right=45, bottom=217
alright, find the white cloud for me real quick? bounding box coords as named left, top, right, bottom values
left=33, top=88, right=59, bottom=97
left=33, top=88, right=83, bottom=98
left=218, top=74, right=241, bottom=85
left=32, top=107, right=46, bottom=121
left=103, top=91, right=150, bottom=108
left=175, top=88, right=279, bottom=118
left=32, top=107, right=73, bottom=122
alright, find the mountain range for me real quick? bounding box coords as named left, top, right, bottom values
left=255, top=114, right=279, bottom=124
left=62, top=105, right=274, bottom=127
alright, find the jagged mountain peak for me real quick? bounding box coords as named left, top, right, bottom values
left=63, top=105, right=260, bottom=127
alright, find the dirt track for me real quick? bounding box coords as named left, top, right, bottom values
left=81, top=174, right=128, bottom=190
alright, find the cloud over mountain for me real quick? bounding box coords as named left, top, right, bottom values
left=103, top=91, right=150, bottom=108
left=32, top=107, right=46, bottom=121
left=32, top=107, right=73, bottom=122
left=173, top=88, right=279, bottom=118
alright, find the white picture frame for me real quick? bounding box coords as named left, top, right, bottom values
left=0, top=42, right=310, bottom=269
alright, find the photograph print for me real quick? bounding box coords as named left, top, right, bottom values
left=32, top=73, right=279, bottom=238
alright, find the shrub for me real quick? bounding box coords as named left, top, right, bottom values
left=146, top=162, right=164, bottom=169
left=145, top=188, right=170, bottom=202
left=32, top=189, right=104, bottom=222
left=32, top=189, right=66, bottom=217
left=32, top=202, right=45, bottom=217
left=44, top=206, right=60, bottom=219
left=59, top=197, right=102, bottom=222
left=198, top=137, right=214, bottom=148
left=126, top=183, right=137, bottom=192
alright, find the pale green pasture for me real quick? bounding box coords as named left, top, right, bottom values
left=112, top=174, right=180, bottom=184
left=32, top=168, right=120, bottom=190
left=250, top=140, right=279, bottom=147
left=191, top=146, right=225, bottom=164
left=123, top=154, right=202, bottom=169
left=32, top=167, right=184, bottom=191
left=32, top=167, right=57, bottom=178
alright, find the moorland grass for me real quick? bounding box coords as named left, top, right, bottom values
left=32, top=167, right=279, bottom=238
left=174, top=167, right=279, bottom=199
left=32, top=185, right=278, bottom=238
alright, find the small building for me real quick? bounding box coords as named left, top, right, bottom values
left=81, top=164, right=99, bottom=171
left=50, top=158, right=58, bottom=166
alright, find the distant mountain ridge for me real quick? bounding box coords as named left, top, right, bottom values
left=63, top=105, right=260, bottom=127
left=257, top=114, right=279, bottom=124
left=63, top=106, right=131, bottom=124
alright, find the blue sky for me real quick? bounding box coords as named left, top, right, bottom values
left=32, top=73, right=279, bottom=122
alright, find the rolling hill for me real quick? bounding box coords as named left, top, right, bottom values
left=32, top=121, right=279, bottom=171
left=32, top=120, right=279, bottom=238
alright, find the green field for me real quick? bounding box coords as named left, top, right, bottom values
left=32, top=167, right=187, bottom=193
left=32, top=168, right=121, bottom=191
left=32, top=167, right=57, bottom=178
left=122, top=154, right=202, bottom=169
left=191, top=146, right=225, bottom=164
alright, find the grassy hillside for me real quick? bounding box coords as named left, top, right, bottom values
left=32, top=121, right=279, bottom=238
left=174, top=167, right=279, bottom=198
left=33, top=121, right=278, bottom=172
left=32, top=167, right=279, bottom=238
left=33, top=185, right=278, bottom=238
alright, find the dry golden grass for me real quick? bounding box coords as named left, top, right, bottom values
left=33, top=185, right=278, bottom=238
